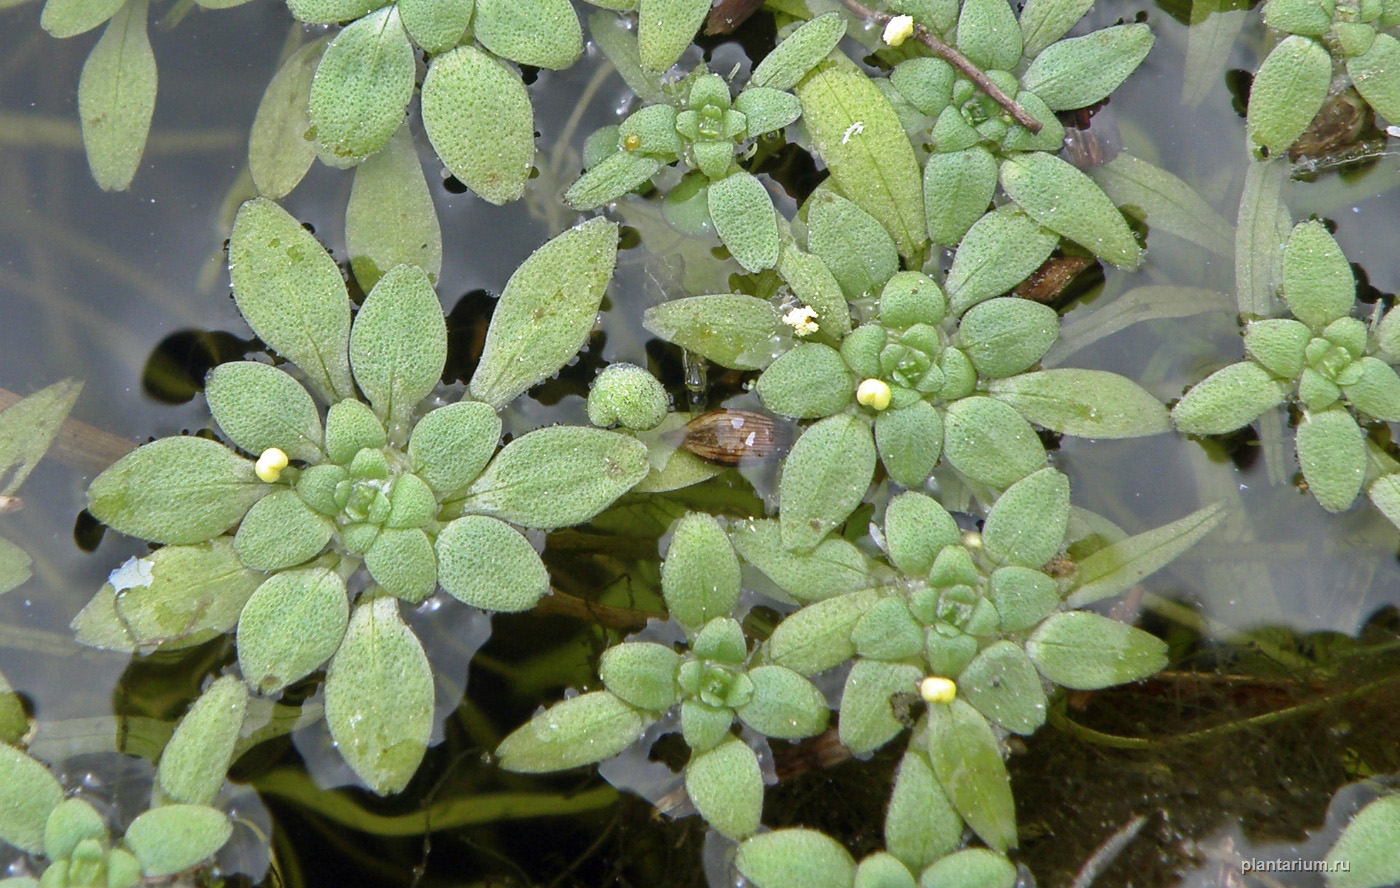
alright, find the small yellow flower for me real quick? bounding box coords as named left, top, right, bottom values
left=856, top=378, right=892, bottom=411
left=883, top=14, right=916, bottom=47
left=255, top=447, right=289, bottom=483
left=623, top=133, right=642, bottom=152
left=919, top=676, right=957, bottom=704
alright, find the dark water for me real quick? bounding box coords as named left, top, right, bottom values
left=2, top=1, right=1400, bottom=886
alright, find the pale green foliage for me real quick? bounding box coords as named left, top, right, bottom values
left=249, top=39, right=326, bottom=199
left=495, top=690, right=646, bottom=772
left=923, top=699, right=1016, bottom=851
left=587, top=364, right=670, bottom=430
left=736, top=829, right=856, bottom=888
left=0, top=743, right=62, bottom=853
left=1026, top=611, right=1168, bottom=689
left=307, top=7, right=416, bottom=167
left=1325, top=794, right=1400, bottom=888
left=435, top=516, right=549, bottom=611
left=0, top=379, right=80, bottom=596
left=236, top=568, right=349, bottom=693
left=662, top=513, right=742, bottom=629
left=750, top=13, right=846, bottom=91
left=642, top=294, right=787, bottom=370
left=638, top=0, right=710, bottom=71
left=779, top=414, right=876, bottom=553
left=348, top=264, right=447, bottom=433
left=122, top=805, right=232, bottom=877
left=474, top=0, right=582, bottom=69
left=157, top=677, right=248, bottom=805
left=685, top=738, right=763, bottom=839
left=345, top=126, right=443, bottom=290
left=76, top=0, right=156, bottom=191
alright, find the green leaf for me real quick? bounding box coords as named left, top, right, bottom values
left=709, top=172, right=781, bottom=273
left=642, top=294, right=787, bottom=371
left=364, top=527, right=438, bottom=602
left=638, top=0, right=709, bottom=71
left=564, top=151, right=662, bottom=210
left=765, top=588, right=881, bottom=675
left=989, top=565, right=1059, bottom=631
left=233, top=488, right=333, bottom=571
left=1235, top=156, right=1291, bottom=316
left=735, top=87, right=802, bottom=138
left=1170, top=361, right=1288, bottom=435
left=0, top=378, right=81, bottom=497
left=346, top=128, right=443, bottom=292
left=779, top=414, right=877, bottom=553
left=919, top=849, right=1016, bottom=888
left=324, top=399, right=387, bottom=464
left=1019, top=0, right=1093, bottom=56
left=839, top=660, right=922, bottom=755
left=686, top=738, right=763, bottom=840
left=456, top=426, right=648, bottom=529
left=496, top=690, right=646, bottom=772
left=875, top=401, right=944, bottom=488
left=956, top=0, right=1022, bottom=70
left=728, top=518, right=871, bottom=603
left=587, top=364, right=668, bottom=431
left=1282, top=220, right=1355, bottom=329
left=407, top=401, right=500, bottom=498
left=1020, top=24, right=1153, bottom=111
left=796, top=58, right=928, bottom=261
left=42, top=799, right=107, bottom=862
left=229, top=198, right=353, bottom=403
left=600, top=642, right=679, bottom=711
left=474, top=0, right=581, bottom=68
left=941, top=396, right=1046, bottom=489
left=1344, top=358, right=1400, bottom=421
left=205, top=362, right=324, bottom=464
left=988, top=369, right=1171, bottom=438
left=469, top=218, right=618, bottom=408
left=883, top=492, right=961, bottom=576
left=0, top=744, right=62, bottom=854
left=750, top=12, right=846, bottom=91
left=88, top=437, right=267, bottom=545
left=236, top=567, right=349, bottom=694
left=774, top=247, right=850, bottom=339
left=0, top=537, right=31, bottom=597
left=957, top=297, right=1059, bottom=380
left=851, top=597, right=923, bottom=660
left=421, top=46, right=535, bottom=204
left=157, top=676, right=248, bottom=805
left=307, top=6, right=415, bottom=167
left=76, top=0, right=156, bottom=191
left=1090, top=153, right=1234, bottom=258
left=855, top=852, right=916, bottom=888
left=661, top=512, right=742, bottom=629
left=1263, top=0, right=1333, bottom=35
left=1246, top=35, right=1331, bottom=156
left=884, top=750, right=961, bottom=870
left=0, top=665, right=27, bottom=743
left=1348, top=33, right=1400, bottom=123
left=1066, top=501, right=1226, bottom=606
left=923, top=147, right=998, bottom=247
left=1000, top=152, right=1141, bottom=268
left=806, top=189, right=900, bottom=300
left=398, top=0, right=473, bottom=53
left=890, top=57, right=955, bottom=117
left=122, top=805, right=232, bottom=877
left=626, top=412, right=725, bottom=493
left=1296, top=408, right=1366, bottom=511
left=946, top=207, right=1059, bottom=316
left=435, top=516, right=549, bottom=612
left=736, top=829, right=856, bottom=888
left=1325, top=793, right=1400, bottom=888
left=349, top=265, right=446, bottom=434
left=588, top=10, right=664, bottom=102
left=982, top=467, right=1069, bottom=569
left=40, top=0, right=124, bottom=37
left=325, top=594, right=434, bottom=793
left=1244, top=319, right=1311, bottom=379
left=757, top=343, right=854, bottom=419
left=286, top=0, right=379, bottom=23
left=959, top=641, right=1047, bottom=735
left=1026, top=611, right=1168, bottom=689
left=923, top=698, right=1016, bottom=852
left=248, top=38, right=327, bottom=199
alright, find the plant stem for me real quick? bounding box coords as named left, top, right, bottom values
left=839, top=0, right=1043, bottom=134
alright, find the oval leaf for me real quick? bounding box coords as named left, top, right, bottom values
left=495, top=690, right=646, bottom=772
left=435, top=515, right=549, bottom=612
left=988, top=369, right=1171, bottom=438
left=307, top=6, right=416, bottom=167
left=123, top=805, right=232, bottom=877
left=421, top=46, right=535, bottom=204
left=1246, top=35, right=1331, bottom=156
left=1000, top=152, right=1141, bottom=268
left=779, top=414, right=877, bottom=553
left=736, top=829, right=856, bottom=888
left=941, top=396, right=1046, bottom=489
left=0, top=744, right=62, bottom=854
left=642, top=294, right=787, bottom=371
left=686, top=738, right=763, bottom=840
left=1026, top=611, right=1168, bottom=689
left=474, top=0, right=581, bottom=68
left=237, top=567, right=350, bottom=694
left=709, top=172, right=781, bottom=273
left=157, top=676, right=248, bottom=805
left=1296, top=408, right=1365, bottom=512
left=205, top=362, right=324, bottom=464
left=981, top=467, right=1069, bottom=568
left=346, top=127, right=443, bottom=291
left=924, top=698, right=1017, bottom=852
left=1020, top=24, right=1154, bottom=111
left=249, top=38, right=327, bottom=199
left=349, top=264, right=447, bottom=434
left=77, top=0, right=156, bottom=191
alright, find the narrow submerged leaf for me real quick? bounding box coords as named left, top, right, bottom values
left=77, top=0, right=156, bottom=191
left=422, top=46, right=535, bottom=204
left=0, top=744, right=62, bottom=854
left=1050, top=286, right=1233, bottom=366
left=236, top=567, right=349, bottom=694
left=349, top=265, right=447, bottom=434
left=249, top=38, right=327, bottom=199
left=1026, top=611, right=1167, bottom=689
left=796, top=57, right=927, bottom=261
left=638, top=0, right=710, bottom=71
left=1182, top=0, right=1245, bottom=107
left=779, top=414, right=876, bottom=553
left=398, top=0, right=473, bottom=53
left=123, top=805, right=232, bottom=877
left=456, top=426, right=648, bottom=529
left=473, top=0, right=582, bottom=69
left=325, top=595, right=434, bottom=794
left=1090, top=153, right=1233, bottom=259
left=496, top=690, right=646, bottom=772
left=41, top=0, right=124, bottom=38
left=642, top=294, right=787, bottom=370
left=1067, top=501, right=1226, bottom=606
left=708, top=172, right=780, bottom=272
left=988, top=369, right=1171, bottom=439
left=469, top=218, right=618, bottom=407
left=1235, top=157, right=1291, bottom=317
left=1000, top=152, right=1141, bottom=268
left=924, top=699, right=1017, bottom=852
left=307, top=6, right=416, bottom=167
left=346, top=127, right=443, bottom=291
left=229, top=198, right=354, bottom=403
left=157, top=677, right=248, bottom=805
left=0, top=378, right=81, bottom=496
left=588, top=11, right=665, bottom=102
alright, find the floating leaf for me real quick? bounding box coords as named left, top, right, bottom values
left=455, top=426, right=648, bottom=529
left=40, top=0, right=124, bottom=37
left=421, top=46, right=535, bottom=204
left=779, top=414, right=876, bottom=553
left=709, top=172, right=781, bottom=272
left=756, top=343, right=854, bottom=419
left=349, top=265, right=447, bottom=434
left=398, top=0, right=473, bottom=53
left=924, top=699, right=1017, bottom=852
left=364, top=527, right=437, bottom=602
left=1348, top=33, right=1400, bottom=123
left=1066, top=501, right=1226, bottom=606
left=642, top=294, right=786, bottom=371
left=1282, top=220, right=1354, bottom=329
left=88, top=437, right=266, bottom=545
left=765, top=588, right=880, bottom=675
left=158, top=677, right=248, bottom=805
left=76, top=0, right=156, bottom=191
left=884, top=492, right=961, bottom=577
left=638, top=0, right=710, bottom=71
left=663, top=512, right=741, bottom=630
left=884, top=750, right=962, bottom=870
left=941, top=396, right=1046, bottom=489
left=0, top=744, right=62, bottom=854
left=0, top=378, right=81, bottom=497
left=1325, top=793, right=1400, bottom=888
left=248, top=38, right=327, bottom=199
left=565, top=151, right=663, bottom=210
left=796, top=58, right=927, bottom=261
left=1246, top=35, right=1331, bottom=156
left=237, top=567, right=349, bottom=694
left=982, top=467, right=1069, bottom=569
left=407, top=401, right=500, bottom=498
left=123, top=805, right=232, bottom=877
left=750, top=12, right=846, bottom=91
left=474, top=0, right=581, bottom=68
left=588, top=10, right=665, bottom=102
left=988, top=369, right=1171, bottom=438
left=1090, top=153, right=1233, bottom=258
left=325, top=594, right=434, bottom=793
left=469, top=218, right=618, bottom=407
left=956, top=0, right=1022, bottom=70
left=346, top=128, right=443, bottom=291
left=946, top=207, right=1060, bottom=316
left=919, top=849, right=1017, bottom=888
left=875, top=400, right=944, bottom=488
left=1296, top=408, right=1365, bottom=512
left=1019, top=0, right=1093, bottom=56
left=806, top=190, right=900, bottom=300
left=1026, top=611, right=1168, bottom=689
left=205, top=362, right=324, bottom=464
left=1171, top=361, right=1288, bottom=435
left=285, top=0, right=379, bottom=23
left=728, top=518, right=871, bottom=603
left=496, top=690, right=646, bottom=772
left=686, top=738, right=763, bottom=840
left=840, top=660, right=922, bottom=755
left=307, top=6, right=415, bottom=167
left=736, top=829, right=856, bottom=888
left=1000, top=152, right=1141, bottom=268
left=1345, top=358, right=1400, bottom=421
left=924, top=147, right=998, bottom=247
left=957, top=298, right=1059, bottom=380
left=229, top=198, right=353, bottom=403
left=959, top=641, right=1047, bottom=735
left=435, top=516, right=549, bottom=612
left=599, top=643, right=679, bottom=711
left=1020, top=24, right=1154, bottom=111
left=233, top=489, right=333, bottom=571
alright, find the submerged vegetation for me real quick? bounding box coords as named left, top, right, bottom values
left=2, top=0, right=1400, bottom=885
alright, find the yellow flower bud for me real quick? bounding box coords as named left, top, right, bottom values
left=623, top=133, right=642, bottom=152
left=883, top=14, right=916, bottom=47
left=919, top=676, right=957, bottom=704
left=856, top=378, right=892, bottom=411
left=255, top=447, right=289, bottom=483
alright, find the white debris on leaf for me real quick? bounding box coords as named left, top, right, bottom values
left=782, top=305, right=820, bottom=337
left=109, top=557, right=155, bottom=592
left=841, top=121, right=865, bottom=144
left=882, top=14, right=915, bottom=47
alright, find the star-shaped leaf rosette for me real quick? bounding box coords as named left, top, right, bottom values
left=76, top=198, right=647, bottom=794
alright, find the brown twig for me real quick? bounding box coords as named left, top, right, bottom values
left=532, top=588, right=660, bottom=631
left=840, top=0, right=1043, bottom=134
